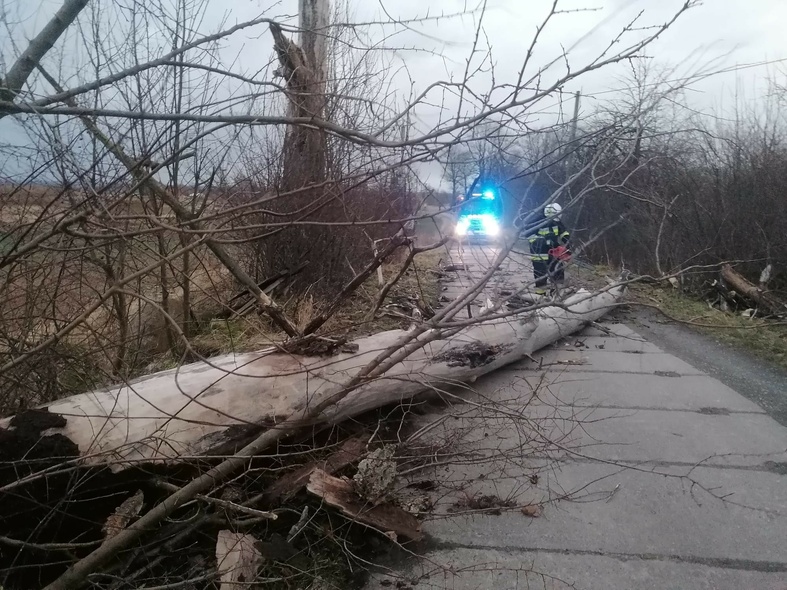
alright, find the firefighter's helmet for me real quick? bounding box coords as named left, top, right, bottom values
left=544, top=203, right=562, bottom=217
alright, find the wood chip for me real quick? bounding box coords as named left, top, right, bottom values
left=306, top=469, right=423, bottom=541
left=264, top=437, right=366, bottom=503
left=102, top=490, right=144, bottom=541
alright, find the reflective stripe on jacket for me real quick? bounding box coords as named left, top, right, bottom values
left=527, top=219, right=570, bottom=255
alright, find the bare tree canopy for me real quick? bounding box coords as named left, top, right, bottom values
left=5, top=0, right=786, bottom=588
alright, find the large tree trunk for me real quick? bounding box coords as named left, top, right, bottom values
left=299, top=0, right=329, bottom=96
left=271, top=0, right=329, bottom=190
left=721, top=264, right=787, bottom=316
left=30, top=284, right=625, bottom=590
left=260, top=6, right=335, bottom=293
left=0, top=285, right=626, bottom=471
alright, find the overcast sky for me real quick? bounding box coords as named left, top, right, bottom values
left=217, top=0, right=787, bottom=110
left=6, top=0, right=785, bottom=104
left=2, top=0, right=786, bottom=184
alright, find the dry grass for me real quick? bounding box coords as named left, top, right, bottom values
left=185, top=316, right=282, bottom=359
left=629, top=281, right=787, bottom=370
left=570, top=262, right=787, bottom=369
left=318, top=246, right=444, bottom=337
left=115, top=247, right=444, bottom=376
left=0, top=182, right=442, bottom=414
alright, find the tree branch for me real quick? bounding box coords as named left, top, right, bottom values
left=0, top=0, right=89, bottom=107
left=34, top=64, right=302, bottom=337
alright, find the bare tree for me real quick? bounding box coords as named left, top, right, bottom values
left=0, top=1, right=709, bottom=588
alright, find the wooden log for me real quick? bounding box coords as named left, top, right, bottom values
left=721, top=264, right=787, bottom=316
left=306, top=469, right=423, bottom=542
left=0, top=286, right=625, bottom=470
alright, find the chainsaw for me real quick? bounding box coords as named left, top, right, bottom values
left=548, top=245, right=572, bottom=262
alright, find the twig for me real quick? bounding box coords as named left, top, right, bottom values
left=0, top=535, right=100, bottom=551
left=34, top=64, right=301, bottom=338
left=286, top=507, right=310, bottom=543
left=153, top=481, right=278, bottom=520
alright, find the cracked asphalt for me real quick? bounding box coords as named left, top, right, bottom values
left=363, top=243, right=787, bottom=590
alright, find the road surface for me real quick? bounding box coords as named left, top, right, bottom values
left=363, top=243, right=787, bottom=590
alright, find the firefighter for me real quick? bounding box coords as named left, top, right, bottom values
left=527, top=203, right=571, bottom=295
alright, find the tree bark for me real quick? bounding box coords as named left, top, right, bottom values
left=1, top=285, right=626, bottom=469
left=263, top=436, right=366, bottom=503
left=720, top=264, right=787, bottom=316
left=306, top=468, right=422, bottom=541
left=270, top=14, right=328, bottom=190
left=299, top=0, right=329, bottom=93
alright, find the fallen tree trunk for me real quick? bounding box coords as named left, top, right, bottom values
left=0, top=286, right=625, bottom=471
left=33, top=284, right=625, bottom=590
left=1, top=286, right=625, bottom=472
left=721, top=264, right=787, bottom=316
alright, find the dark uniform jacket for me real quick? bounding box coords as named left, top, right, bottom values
left=527, top=217, right=570, bottom=261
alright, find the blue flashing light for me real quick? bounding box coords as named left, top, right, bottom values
left=482, top=190, right=495, bottom=200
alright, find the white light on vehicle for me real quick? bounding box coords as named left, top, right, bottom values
left=455, top=218, right=470, bottom=236
left=481, top=214, right=500, bottom=236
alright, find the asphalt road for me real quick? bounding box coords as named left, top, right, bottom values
left=362, top=244, right=787, bottom=590
left=627, top=307, right=787, bottom=426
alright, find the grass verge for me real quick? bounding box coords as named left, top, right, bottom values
left=177, top=246, right=445, bottom=359
left=628, top=281, right=787, bottom=370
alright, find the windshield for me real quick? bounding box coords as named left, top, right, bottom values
left=460, top=196, right=501, bottom=217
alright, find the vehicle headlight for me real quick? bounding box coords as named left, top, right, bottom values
left=455, top=218, right=470, bottom=236
left=481, top=215, right=500, bottom=236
